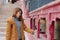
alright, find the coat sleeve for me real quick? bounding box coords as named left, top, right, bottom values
left=22, top=19, right=34, bottom=34
left=6, top=21, right=12, bottom=40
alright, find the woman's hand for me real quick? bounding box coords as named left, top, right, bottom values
left=32, top=30, right=37, bottom=39
left=32, top=30, right=36, bottom=35
left=32, top=31, right=34, bottom=35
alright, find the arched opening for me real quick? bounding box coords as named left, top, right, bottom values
left=40, top=18, right=46, bottom=34
left=37, top=18, right=46, bottom=38
left=30, top=18, right=37, bottom=30
left=54, top=18, right=60, bottom=40
left=30, top=18, right=33, bottom=29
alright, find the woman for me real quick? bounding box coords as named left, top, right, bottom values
left=6, top=8, right=34, bottom=40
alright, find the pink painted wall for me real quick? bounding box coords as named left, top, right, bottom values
left=24, top=1, right=60, bottom=40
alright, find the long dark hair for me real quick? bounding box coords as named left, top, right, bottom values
left=8, top=0, right=17, bottom=3
left=12, top=8, right=23, bottom=21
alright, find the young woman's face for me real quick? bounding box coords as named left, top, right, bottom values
left=9, top=0, right=12, bottom=3
left=16, top=11, right=21, bottom=19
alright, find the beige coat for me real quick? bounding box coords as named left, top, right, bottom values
left=6, top=17, right=33, bottom=40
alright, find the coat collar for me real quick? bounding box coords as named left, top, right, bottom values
left=8, top=17, right=24, bottom=24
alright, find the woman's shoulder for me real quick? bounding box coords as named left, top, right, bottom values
left=21, top=18, right=25, bottom=22
left=7, top=17, right=14, bottom=23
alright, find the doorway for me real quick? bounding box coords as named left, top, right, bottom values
left=54, top=18, right=60, bottom=40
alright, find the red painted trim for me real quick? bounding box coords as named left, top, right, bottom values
left=37, top=20, right=40, bottom=38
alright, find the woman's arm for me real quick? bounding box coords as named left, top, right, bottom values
left=24, top=24, right=34, bottom=34
left=6, top=21, right=12, bottom=40
left=22, top=19, right=34, bottom=34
